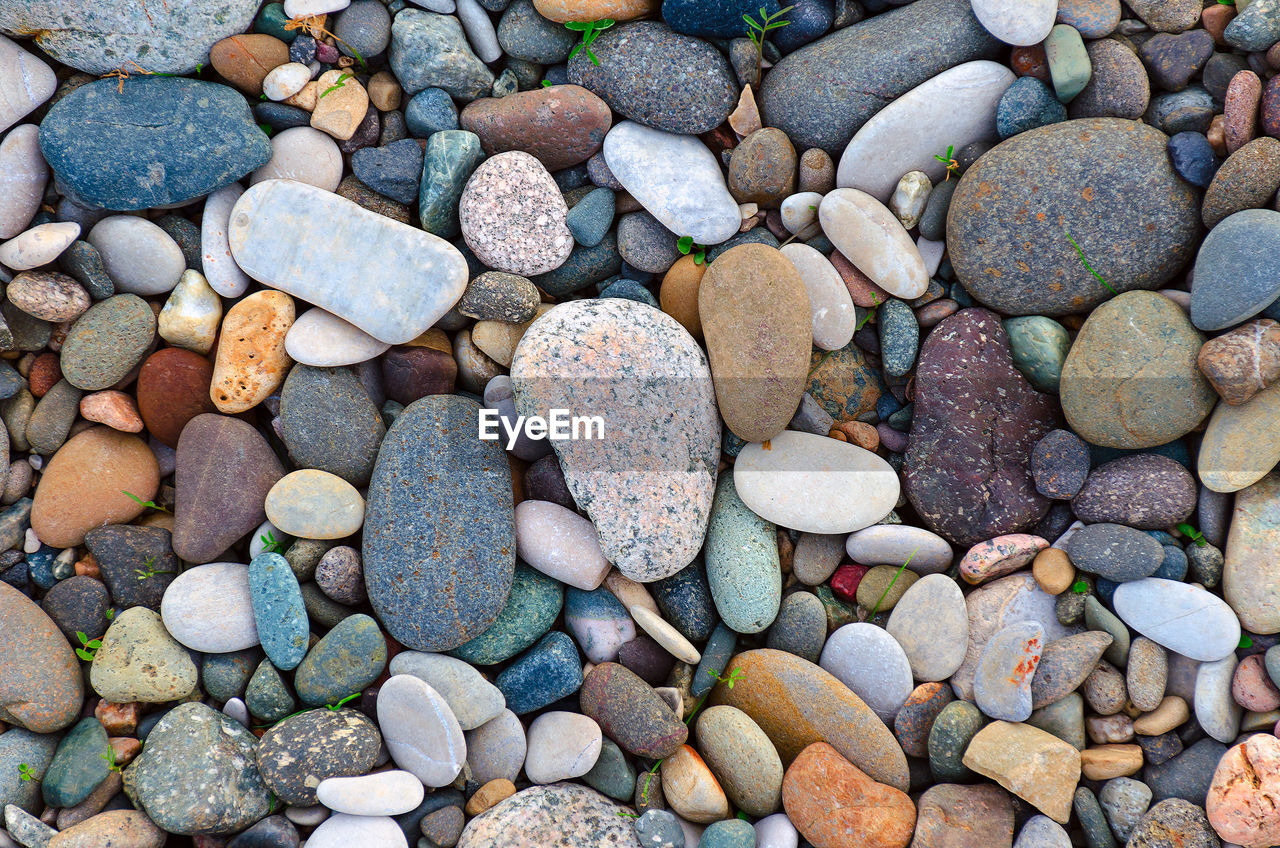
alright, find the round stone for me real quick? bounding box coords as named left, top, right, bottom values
left=459, top=151, right=573, bottom=276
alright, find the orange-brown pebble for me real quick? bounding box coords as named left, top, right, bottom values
left=1032, top=547, right=1075, bottom=595
left=660, top=254, right=706, bottom=341
left=782, top=742, right=916, bottom=848
left=1203, top=3, right=1236, bottom=45
left=28, top=352, right=61, bottom=398
left=79, top=391, right=144, bottom=433
left=94, top=700, right=141, bottom=736
left=74, top=558, right=99, bottom=579
left=834, top=420, right=879, bottom=451
left=210, top=290, right=295, bottom=413
left=1208, top=114, right=1228, bottom=156
left=830, top=250, right=891, bottom=308
left=107, top=736, right=141, bottom=766
left=1080, top=744, right=1143, bottom=780
left=465, top=778, right=517, bottom=815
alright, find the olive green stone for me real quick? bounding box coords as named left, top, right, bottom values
left=1027, top=691, right=1086, bottom=750
left=928, top=700, right=986, bottom=782
left=855, top=564, right=920, bottom=614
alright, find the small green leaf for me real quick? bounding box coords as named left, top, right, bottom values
left=676, top=235, right=693, bottom=254
left=195, top=63, right=204, bottom=74
left=105, top=608, right=114, bottom=620
left=1071, top=579, right=1089, bottom=594
left=737, top=811, right=750, bottom=821
left=258, top=123, right=274, bottom=136
left=541, top=79, right=552, bottom=88
left=1240, top=634, right=1254, bottom=648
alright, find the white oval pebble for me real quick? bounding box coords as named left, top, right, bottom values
left=524, top=711, right=602, bottom=785
left=1112, top=578, right=1241, bottom=662
left=0, top=125, right=48, bottom=240
left=733, top=431, right=899, bottom=533
left=285, top=307, right=393, bottom=366
left=284, top=0, right=351, bottom=16
left=389, top=651, right=506, bottom=730
left=305, top=813, right=407, bottom=848
left=0, top=36, right=56, bottom=134
left=780, top=242, right=856, bottom=351
left=755, top=813, right=800, bottom=848
left=87, top=216, right=186, bottom=296
left=0, top=222, right=79, bottom=270
left=377, top=674, right=467, bottom=787
left=263, top=62, right=314, bottom=102
left=455, top=0, right=502, bottom=62
left=819, top=622, right=914, bottom=722
left=631, top=605, right=701, bottom=665
left=251, top=127, right=344, bottom=192
left=201, top=183, right=253, bottom=298
left=780, top=192, right=823, bottom=239
left=1193, top=654, right=1242, bottom=743
left=315, top=770, right=426, bottom=816
left=819, top=188, right=928, bottom=299
left=886, top=573, right=969, bottom=682
left=845, top=524, right=954, bottom=574
left=970, top=0, right=1057, bottom=45
left=160, top=562, right=260, bottom=652
left=514, top=499, right=611, bottom=590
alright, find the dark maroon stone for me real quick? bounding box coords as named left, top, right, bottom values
left=523, top=454, right=575, bottom=509
left=1070, top=454, right=1197, bottom=529
left=617, top=636, right=675, bottom=686
left=905, top=308, right=1059, bottom=546
left=381, top=345, right=457, bottom=406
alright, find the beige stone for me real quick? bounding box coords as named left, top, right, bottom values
left=1133, top=696, right=1189, bottom=735
left=211, top=290, right=295, bottom=413
left=311, top=69, right=369, bottom=141
left=661, top=744, right=730, bottom=824
left=962, top=721, right=1081, bottom=823
left=1080, top=744, right=1143, bottom=780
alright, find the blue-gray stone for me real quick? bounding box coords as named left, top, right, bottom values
left=582, top=737, right=636, bottom=801
left=1190, top=209, right=1280, bottom=331
left=201, top=648, right=262, bottom=703
left=878, top=298, right=919, bottom=378
left=699, top=818, right=756, bottom=848
left=292, top=614, right=387, bottom=706
left=1063, top=523, right=1165, bottom=583
left=918, top=179, right=956, bottom=242
left=997, top=77, right=1068, bottom=139
left=41, top=717, right=107, bottom=808
left=279, top=364, right=386, bottom=488
left=254, top=101, right=314, bottom=132
left=1144, top=738, right=1226, bottom=805
left=334, top=0, right=392, bottom=59
left=494, top=631, right=583, bottom=714
left=758, top=0, right=1001, bottom=154
left=567, top=187, right=615, bottom=247
left=1225, top=0, right=1280, bottom=51
left=0, top=729, right=57, bottom=814
left=636, top=809, right=686, bottom=848
left=352, top=138, right=425, bottom=205
left=419, top=130, right=485, bottom=239
left=567, top=21, right=738, bottom=135
left=1146, top=87, right=1215, bottom=136
left=1153, top=545, right=1189, bottom=582
left=770, top=0, right=834, bottom=53
left=533, top=231, right=623, bottom=296
left=600, top=278, right=659, bottom=307
left=651, top=560, right=717, bottom=642
left=225, top=815, right=300, bottom=848
left=248, top=553, right=309, bottom=672
left=245, top=659, right=296, bottom=723
left=497, top=0, right=578, bottom=63
left=39, top=78, right=271, bottom=211
left=58, top=240, right=114, bottom=301
left=616, top=211, right=680, bottom=274
left=449, top=563, right=562, bottom=665
left=406, top=87, right=461, bottom=137
left=662, top=0, right=782, bottom=38
left=364, top=395, right=515, bottom=651
left=390, top=8, right=495, bottom=99
left=692, top=623, right=737, bottom=698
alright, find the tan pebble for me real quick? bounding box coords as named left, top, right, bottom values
left=1033, top=547, right=1074, bottom=594
left=1207, top=114, right=1227, bottom=156
left=532, top=0, right=658, bottom=22
left=465, top=778, right=516, bottom=815
left=661, top=744, right=730, bottom=824
left=285, top=79, right=320, bottom=112
left=158, top=269, right=222, bottom=356
left=79, top=391, right=144, bottom=433
left=659, top=254, right=706, bottom=341
left=472, top=305, right=551, bottom=367
left=454, top=328, right=506, bottom=394
left=632, top=606, right=701, bottom=664
left=728, top=85, right=762, bottom=137
left=1079, top=744, right=1143, bottom=780
left=5, top=270, right=91, bottom=323
left=0, top=222, right=80, bottom=271
left=834, top=420, right=879, bottom=451
left=1132, top=695, right=1189, bottom=735
left=604, top=569, right=660, bottom=615
left=367, top=70, right=402, bottom=111
left=311, top=69, right=369, bottom=141
left=211, top=290, right=295, bottom=413
left=403, top=327, right=453, bottom=354
left=1085, top=714, right=1134, bottom=744
left=73, top=558, right=99, bottom=579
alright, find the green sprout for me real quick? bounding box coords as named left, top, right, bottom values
left=320, top=72, right=353, bottom=98
left=101, top=746, right=122, bottom=773
left=541, top=79, right=553, bottom=88
left=707, top=667, right=744, bottom=689
left=867, top=548, right=919, bottom=618
left=934, top=144, right=960, bottom=181
left=565, top=19, right=614, bottom=66
left=258, top=123, right=274, bottom=137
left=1065, top=230, right=1117, bottom=294
left=17, top=764, right=34, bottom=782
left=326, top=693, right=361, bottom=711
left=676, top=235, right=707, bottom=265
left=743, top=5, right=794, bottom=76
left=75, top=631, right=102, bottom=662
left=1176, top=522, right=1207, bottom=547
left=855, top=292, right=880, bottom=331
left=1240, top=634, right=1254, bottom=648
left=195, top=63, right=204, bottom=74
left=105, top=608, right=114, bottom=620
left=260, top=531, right=284, bottom=554
left=122, top=491, right=169, bottom=513
left=135, top=556, right=176, bottom=582
left=1071, top=579, right=1089, bottom=594
left=261, top=693, right=361, bottom=728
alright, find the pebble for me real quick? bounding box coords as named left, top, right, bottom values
left=462, top=85, right=610, bottom=172
left=1113, top=578, right=1240, bottom=662
left=377, top=674, right=466, bottom=787
left=89, top=606, right=196, bottom=703
left=257, top=708, right=380, bottom=805
left=974, top=621, right=1044, bottom=722
left=0, top=223, right=78, bottom=272
left=160, top=562, right=259, bottom=653
left=703, top=474, right=782, bottom=634
left=157, top=271, right=222, bottom=355
left=1127, top=637, right=1169, bottom=711
left=1202, top=137, right=1280, bottom=230
left=389, top=9, right=493, bottom=98
left=459, top=151, right=572, bottom=275
left=819, top=622, right=914, bottom=722
left=284, top=308, right=391, bottom=367
left=466, top=709, right=527, bottom=784
left=306, top=814, right=408, bottom=848
left=456, top=784, right=638, bottom=848
left=782, top=741, right=915, bottom=848
left=524, top=711, right=602, bottom=784
left=1072, top=455, right=1197, bottom=528
left=0, top=126, right=47, bottom=240
left=390, top=651, right=504, bottom=731
left=1192, top=209, right=1280, bottom=332
left=1206, top=734, right=1280, bottom=848
left=886, top=575, right=968, bottom=681
left=451, top=563, right=562, bottom=666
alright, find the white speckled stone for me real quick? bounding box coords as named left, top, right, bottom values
left=284, top=307, right=392, bottom=366
left=845, top=524, right=954, bottom=574
left=819, top=622, right=914, bottom=722
left=0, top=35, right=56, bottom=133
left=160, top=562, right=259, bottom=652
left=780, top=242, right=856, bottom=351
left=602, top=120, right=741, bottom=246
left=1112, top=578, right=1241, bottom=662
left=378, top=674, right=467, bottom=787
left=316, top=771, right=425, bottom=817
left=459, top=151, right=573, bottom=276
left=159, top=269, right=222, bottom=355
left=836, top=61, right=1015, bottom=201
left=971, top=0, right=1057, bottom=45
left=0, top=222, right=78, bottom=270
left=229, top=179, right=468, bottom=344
left=0, top=125, right=47, bottom=239
left=87, top=215, right=185, bottom=295
left=389, top=651, right=506, bottom=730
left=819, top=188, right=929, bottom=299
left=306, top=813, right=408, bottom=848
left=524, top=711, right=602, bottom=785
left=201, top=183, right=252, bottom=298
left=886, top=573, right=969, bottom=681
left=251, top=127, right=344, bottom=192
left=1014, top=815, right=1072, bottom=848
left=734, top=431, right=899, bottom=533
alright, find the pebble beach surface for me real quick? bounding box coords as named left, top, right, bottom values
left=2, top=1, right=1280, bottom=847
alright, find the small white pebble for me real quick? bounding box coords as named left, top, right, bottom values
left=23, top=528, right=39, bottom=554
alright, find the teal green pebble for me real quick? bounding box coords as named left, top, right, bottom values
left=450, top=563, right=563, bottom=666
left=419, top=130, right=485, bottom=238
left=249, top=552, right=309, bottom=672
left=927, top=700, right=986, bottom=782
left=704, top=475, right=781, bottom=635
left=582, top=738, right=637, bottom=801
left=293, top=613, right=388, bottom=707
left=253, top=3, right=296, bottom=41
left=42, top=717, right=109, bottom=808
left=1005, top=315, right=1071, bottom=393
left=245, top=659, right=297, bottom=723
left=1044, top=24, right=1092, bottom=102
left=692, top=623, right=737, bottom=698
left=699, top=818, right=756, bottom=848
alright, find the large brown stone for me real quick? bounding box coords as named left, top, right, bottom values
left=209, top=34, right=290, bottom=97
left=135, top=348, right=217, bottom=448
left=699, top=244, right=811, bottom=442
left=709, top=648, right=910, bottom=791
left=1197, top=318, right=1280, bottom=405
left=48, top=810, right=165, bottom=848
left=461, top=86, right=612, bottom=172
left=0, top=581, right=83, bottom=732
left=30, top=427, right=158, bottom=547
left=961, top=721, right=1081, bottom=823
left=172, top=414, right=285, bottom=563
left=910, top=784, right=1013, bottom=848
left=579, top=662, right=687, bottom=759
left=905, top=308, right=1059, bottom=546
left=782, top=742, right=916, bottom=848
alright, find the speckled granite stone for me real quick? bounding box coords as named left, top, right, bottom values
left=459, top=151, right=573, bottom=276
left=458, top=784, right=638, bottom=847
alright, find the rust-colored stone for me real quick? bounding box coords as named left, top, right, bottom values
left=209, top=33, right=290, bottom=97
left=1198, top=319, right=1280, bottom=405
left=1224, top=70, right=1262, bottom=155
left=461, top=86, right=612, bottom=172
left=28, top=352, right=61, bottom=397
left=782, top=742, right=916, bottom=848
left=135, top=348, right=217, bottom=447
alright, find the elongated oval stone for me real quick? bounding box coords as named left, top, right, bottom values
left=704, top=475, right=781, bottom=634
left=39, top=78, right=270, bottom=210
left=819, top=189, right=929, bottom=299
left=511, top=298, right=719, bottom=583
left=1225, top=471, right=1280, bottom=635
left=734, top=431, right=898, bottom=533
left=1113, top=578, right=1240, bottom=661
left=364, top=395, right=516, bottom=651
left=248, top=552, right=309, bottom=671
left=229, top=179, right=468, bottom=345
left=837, top=61, right=1014, bottom=201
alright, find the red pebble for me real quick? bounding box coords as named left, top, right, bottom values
left=830, top=563, right=870, bottom=603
